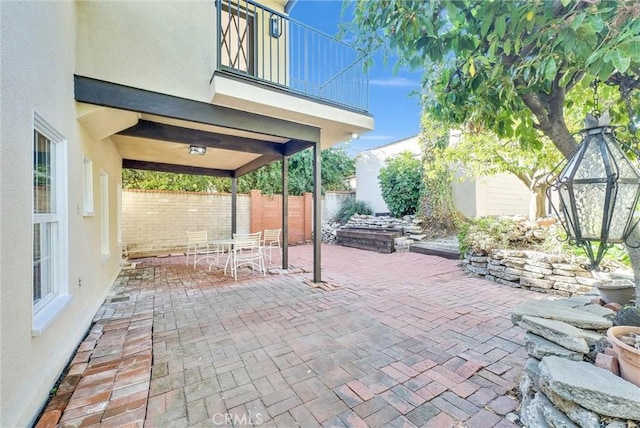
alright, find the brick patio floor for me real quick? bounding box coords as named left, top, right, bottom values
left=40, top=244, right=552, bottom=428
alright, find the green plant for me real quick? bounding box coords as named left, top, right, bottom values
left=459, top=215, right=632, bottom=268
left=335, top=199, right=372, bottom=224
left=378, top=151, right=423, bottom=218
left=458, top=216, right=521, bottom=255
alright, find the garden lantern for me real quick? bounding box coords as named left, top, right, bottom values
left=547, top=112, right=640, bottom=270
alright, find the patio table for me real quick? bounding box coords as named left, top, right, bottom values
left=208, top=238, right=235, bottom=273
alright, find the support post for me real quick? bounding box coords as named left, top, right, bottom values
left=231, top=177, right=237, bottom=236
left=282, top=156, right=289, bottom=270
left=313, top=141, right=321, bottom=283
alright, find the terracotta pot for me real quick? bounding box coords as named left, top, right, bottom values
left=607, top=326, right=640, bottom=387
left=596, top=280, right=635, bottom=305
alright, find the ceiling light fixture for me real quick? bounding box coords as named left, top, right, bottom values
left=188, top=145, right=206, bottom=155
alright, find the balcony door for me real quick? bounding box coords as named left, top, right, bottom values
left=220, top=2, right=255, bottom=76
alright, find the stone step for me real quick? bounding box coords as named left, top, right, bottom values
left=410, top=241, right=460, bottom=260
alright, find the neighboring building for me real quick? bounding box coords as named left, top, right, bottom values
left=356, top=135, right=531, bottom=218
left=0, top=1, right=373, bottom=426
left=356, top=136, right=421, bottom=214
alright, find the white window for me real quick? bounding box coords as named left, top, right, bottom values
left=82, top=155, right=94, bottom=215
left=100, top=170, right=110, bottom=259
left=33, top=113, right=70, bottom=335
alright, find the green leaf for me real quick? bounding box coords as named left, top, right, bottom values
left=503, top=39, right=512, bottom=56
left=480, top=16, right=492, bottom=37
left=609, top=49, right=630, bottom=73
left=495, top=15, right=506, bottom=38
left=544, top=57, right=557, bottom=81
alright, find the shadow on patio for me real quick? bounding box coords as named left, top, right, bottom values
left=38, top=244, right=551, bottom=428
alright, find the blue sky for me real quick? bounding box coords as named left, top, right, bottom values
left=289, top=0, right=423, bottom=155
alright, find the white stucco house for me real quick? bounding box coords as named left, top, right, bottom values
left=356, top=135, right=532, bottom=217
left=0, top=1, right=373, bottom=425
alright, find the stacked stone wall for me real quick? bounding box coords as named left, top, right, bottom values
left=322, top=214, right=424, bottom=244
left=464, top=249, right=628, bottom=297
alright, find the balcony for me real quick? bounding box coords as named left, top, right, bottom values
left=214, top=0, right=368, bottom=113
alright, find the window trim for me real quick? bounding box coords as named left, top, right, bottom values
left=82, top=155, right=94, bottom=216
left=32, top=112, right=70, bottom=336
left=100, top=170, right=110, bottom=261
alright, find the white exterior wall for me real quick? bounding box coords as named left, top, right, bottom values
left=355, top=136, right=420, bottom=214
left=475, top=173, right=531, bottom=217
left=453, top=171, right=531, bottom=218
left=357, top=136, right=532, bottom=219
left=76, top=1, right=217, bottom=102
left=321, top=191, right=355, bottom=223
left=1, top=2, right=122, bottom=426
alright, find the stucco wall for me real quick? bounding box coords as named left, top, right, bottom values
left=75, top=1, right=216, bottom=102
left=1, top=2, right=123, bottom=426
left=322, top=191, right=355, bottom=223
left=355, top=136, right=420, bottom=214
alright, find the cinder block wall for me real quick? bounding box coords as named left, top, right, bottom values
left=122, top=189, right=250, bottom=254
left=122, top=189, right=318, bottom=255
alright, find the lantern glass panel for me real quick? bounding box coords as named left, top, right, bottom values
left=574, top=183, right=607, bottom=240
left=574, top=137, right=606, bottom=179
left=609, top=134, right=639, bottom=179
left=610, top=183, right=640, bottom=241
left=558, top=185, right=576, bottom=235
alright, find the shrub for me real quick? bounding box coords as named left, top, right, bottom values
left=458, top=215, right=631, bottom=268
left=378, top=151, right=423, bottom=218
left=458, top=216, right=522, bottom=256
left=335, top=199, right=373, bottom=224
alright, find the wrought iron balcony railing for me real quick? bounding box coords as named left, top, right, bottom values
left=214, top=0, right=368, bottom=112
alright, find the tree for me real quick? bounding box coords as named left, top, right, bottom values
left=349, top=0, right=640, bottom=302
left=420, top=114, right=460, bottom=236
left=122, top=147, right=355, bottom=195
left=378, top=151, right=423, bottom=217
left=445, top=130, right=563, bottom=220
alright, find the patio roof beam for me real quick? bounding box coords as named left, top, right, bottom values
left=283, top=140, right=314, bottom=156
left=75, top=75, right=321, bottom=143
left=233, top=155, right=281, bottom=178
left=117, top=120, right=285, bottom=156
left=122, top=159, right=233, bottom=177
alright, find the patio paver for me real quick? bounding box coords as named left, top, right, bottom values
left=40, top=244, right=550, bottom=427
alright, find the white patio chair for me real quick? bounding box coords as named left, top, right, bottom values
left=262, top=228, right=282, bottom=264
left=228, top=232, right=265, bottom=280
left=185, top=230, right=209, bottom=268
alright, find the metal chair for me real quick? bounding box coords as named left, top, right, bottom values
left=185, top=230, right=209, bottom=268
left=262, top=228, right=282, bottom=264
left=228, top=232, right=265, bottom=280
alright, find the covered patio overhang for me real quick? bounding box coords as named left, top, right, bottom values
left=74, top=75, right=325, bottom=282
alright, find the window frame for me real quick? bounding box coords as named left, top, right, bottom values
left=100, top=170, right=110, bottom=261
left=32, top=112, right=71, bottom=336
left=82, top=155, right=94, bottom=216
